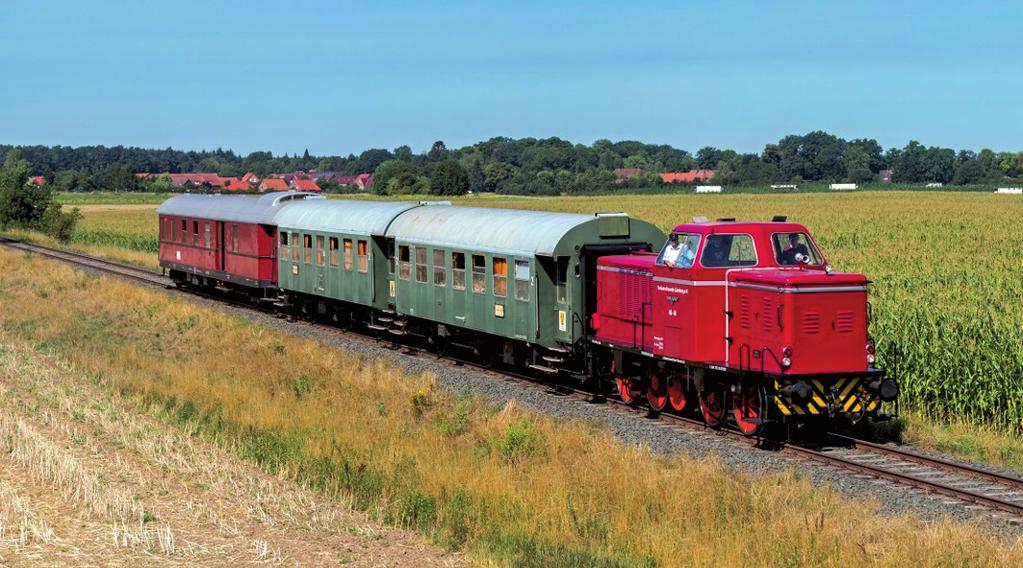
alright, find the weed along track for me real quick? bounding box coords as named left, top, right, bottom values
left=6, top=236, right=1023, bottom=533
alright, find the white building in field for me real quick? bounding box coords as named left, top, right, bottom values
left=770, top=184, right=798, bottom=190
left=925, top=182, right=944, bottom=188
left=829, top=183, right=857, bottom=190
left=694, top=185, right=723, bottom=193
left=995, top=187, right=1022, bottom=194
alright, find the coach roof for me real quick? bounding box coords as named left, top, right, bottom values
left=272, top=199, right=427, bottom=236
left=156, top=191, right=322, bottom=225
left=385, top=205, right=662, bottom=257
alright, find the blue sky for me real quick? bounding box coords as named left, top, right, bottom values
left=1, top=1, right=1019, bottom=156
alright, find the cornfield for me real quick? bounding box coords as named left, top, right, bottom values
left=69, top=191, right=1023, bottom=431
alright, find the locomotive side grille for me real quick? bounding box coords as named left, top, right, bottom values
left=617, top=271, right=651, bottom=320
left=801, top=312, right=821, bottom=334
left=739, top=295, right=751, bottom=329
left=761, top=298, right=774, bottom=332
left=834, top=310, right=855, bottom=333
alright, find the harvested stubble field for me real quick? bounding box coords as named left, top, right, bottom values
left=2, top=227, right=1023, bottom=565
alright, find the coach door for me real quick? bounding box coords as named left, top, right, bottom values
left=450, top=251, right=466, bottom=325
left=314, top=235, right=326, bottom=294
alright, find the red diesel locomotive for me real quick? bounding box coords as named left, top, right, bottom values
left=591, top=217, right=896, bottom=435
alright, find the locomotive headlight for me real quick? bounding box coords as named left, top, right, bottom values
left=781, top=346, right=792, bottom=368
left=865, top=340, right=876, bottom=365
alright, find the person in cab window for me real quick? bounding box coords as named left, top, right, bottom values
left=703, top=237, right=730, bottom=266
left=662, top=234, right=696, bottom=268
left=780, top=233, right=809, bottom=265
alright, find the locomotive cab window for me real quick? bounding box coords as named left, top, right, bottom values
left=433, top=249, right=446, bottom=286
left=315, top=236, right=325, bottom=266
left=472, top=254, right=486, bottom=293
left=493, top=257, right=508, bottom=297
left=452, top=252, right=466, bottom=290
left=398, top=245, right=410, bottom=280
left=700, top=234, right=757, bottom=268
left=303, top=234, right=313, bottom=264
left=772, top=232, right=823, bottom=266
left=656, top=233, right=700, bottom=268
left=343, top=239, right=353, bottom=270
left=514, top=260, right=530, bottom=301
left=415, top=247, right=428, bottom=283
left=358, top=240, right=369, bottom=273
left=329, top=237, right=339, bottom=267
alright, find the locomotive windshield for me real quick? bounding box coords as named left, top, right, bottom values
left=700, top=234, right=757, bottom=268
left=656, top=233, right=700, bottom=268
left=773, top=232, right=823, bottom=266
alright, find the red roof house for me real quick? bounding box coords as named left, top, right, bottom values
left=258, top=178, right=289, bottom=192
left=30, top=176, right=45, bottom=186
left=240, top=172, right=259, bottom=184
left=223, top=178, right=251, bottom=191
left=290, top=178, right=322, bottom=192
left=355, top=173, right=373, bottom=190
left=659, top=169, right=716, bottom=184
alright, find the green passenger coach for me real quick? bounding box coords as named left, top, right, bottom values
left=274, top=200, right=425, bottom=312
left=384, top=206, right=665, bottom=355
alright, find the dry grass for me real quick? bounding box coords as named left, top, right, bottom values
left=2, top=248, right=1022, bottom=566
left=0, top=317, right=461, bottom=565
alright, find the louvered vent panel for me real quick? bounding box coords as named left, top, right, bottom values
left=835, top=310, right=855, bottom=333
left=801, top=312, right=821, bottom=334
left=761, top=298, right=774, bottom=331
left=739, top=295, right=751, bottom=329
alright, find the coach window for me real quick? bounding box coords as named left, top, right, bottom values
left=204, top=222, right=211, bottom=249
left=514, top=260, right=530, bottom=301
left=415, top=247, right=428, bottom=283
left=433, top=249, right=446, bottom=286
left=493, top=257, right=508, bottom=297
left=279, top=232, right=289, bottom=259
left=291, top=232, right=300, bottom=262
left=398, top=245, right=410, bottom=280
left=329, top=237, right=339, bottom=267
left=471, top=254, right=486, bottom=293
left=555, top=257, right=568, bottom=304
left=303, top=234, right=313, bottom=264
left=180, top=220, right=187, bottom=243
left=358, top=240, right=369, bottom=273
left=451, top=252, right=466, bottom=290
left=315, top=236, right=325, bottom=266
left=193, top=221, right=199, bottom=246
left=231, top=224, right=239, bottom=253
left=343, top=239, right=353, bottom=270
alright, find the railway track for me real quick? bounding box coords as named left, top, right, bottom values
left=5, top=236, right=1023, bottom=521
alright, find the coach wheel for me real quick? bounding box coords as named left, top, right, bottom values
left=646, top=372, right=668, bottom=412
left=699, top=387, right=727, bottom=428
left=734, top=385, right=768, bottom=436
left=616, top=376, right=639, bottom=404
left=667, top=373, right=687, bottom=412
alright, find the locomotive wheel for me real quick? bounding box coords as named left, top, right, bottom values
left=667, top=373, right=687, bottom=412
left=733, top=386, right=768, bottom=436
left=698, top=387, right=727, bottom=428
left=646, top=372, right=667, bottom=412
left=616, top=376, right=639, bottom=404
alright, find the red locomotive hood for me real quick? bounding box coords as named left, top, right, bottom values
left=729, top=268, right=868, bottom=289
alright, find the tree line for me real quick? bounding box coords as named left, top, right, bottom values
left=5, top=131, right=1023, bottom=196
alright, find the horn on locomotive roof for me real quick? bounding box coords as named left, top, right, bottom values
left=772, top=215, right=788, bottom=222
left=716, top=217, right=736, bottom=222
left=692, top=215, right=709, bottom=223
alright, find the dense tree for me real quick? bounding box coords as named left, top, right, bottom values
left=0, top=150, right=81, bottom=242
left=372, top=160, right=421, bottom=195
left=429, top=160, right=470, bottom=196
